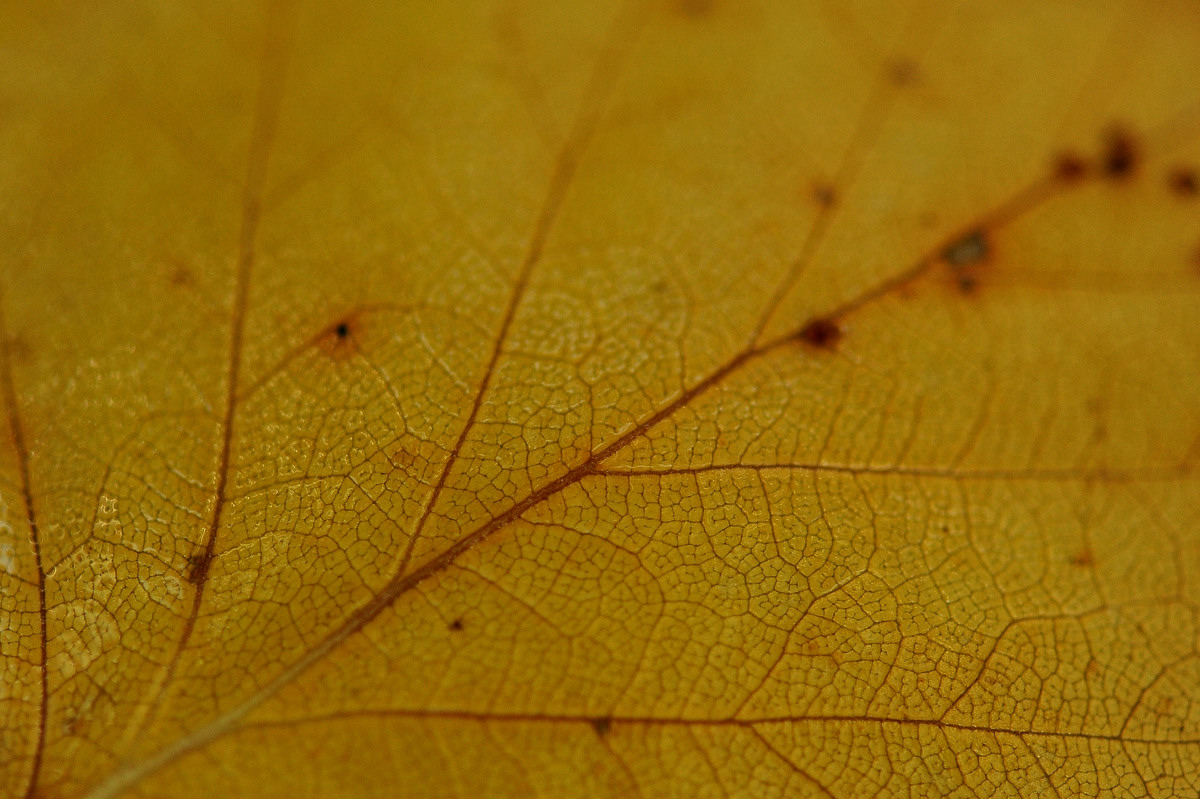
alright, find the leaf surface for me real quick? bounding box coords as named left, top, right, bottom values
left=3, top=1, right=1200, bottom=797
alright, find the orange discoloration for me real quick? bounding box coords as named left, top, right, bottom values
left=1068, top=548, right=1094, bottom=569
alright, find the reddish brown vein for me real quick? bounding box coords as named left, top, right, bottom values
left=131, top=0, right=295, bottom=743
left=750, top=47, right=911, bottom=346
left=392, top=1, right=643, bottom=583
left=236, top=707, right=1200, bottom=748
left=82, top=163, right=1097, bottom=799
left=595, top=462, right=1195, bottom=483
left=0, top=294, right=47, bottom=799
left=82, top=30, right=1200, bottom=799
left=283, top=170, right=1091, bottom=712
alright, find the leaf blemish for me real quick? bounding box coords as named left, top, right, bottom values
left=590, top=717, right=612, bottom=737
left=1168, top=167, right=1198, bottom=198
left=449, top=618, right=463, bottom=631
left=942, top=230, right=991, bottom=293
left=886, top=57, right=919, bottom=87
left=798, top=317, right=842, bottom=349
left=186, top=550, right=214, bottom=586
left=169, top=265, right=196, bottom=287
left=944, top=230, right=990, bottom=267
left=1068, top=549, right=1095, bottom=568
left=812, top=183, right=837, bottom=208
left=1053, top=151, right=1089, bottom=183
left=319, top=317, right=359, bottom=360
left=1101, top=126, right=1138, bottom=179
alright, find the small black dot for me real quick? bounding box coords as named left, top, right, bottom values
left=449, top=618, right=463, bottom=631
left=335, top=323, right=350, bottom=339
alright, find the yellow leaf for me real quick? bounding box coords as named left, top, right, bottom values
left=3, top=1, right=1200, bottom=797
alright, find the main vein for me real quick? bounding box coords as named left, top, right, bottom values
left=116, top=0, right=296, bottom=756
left=0, top=290, right=49, bottom=799
left=393, top=0, right=640, bottom=583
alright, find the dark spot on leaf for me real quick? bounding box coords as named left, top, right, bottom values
left=942, top=231, right=991, bottom=294
left=1101, top=127, right=1138, bottom=179
left=169, top=265, right=196, bottom=287
left=798, top=318, right=841, bottom=349
left=1068, top=549, right=1094, bottom=568
left=943, top=230, right=990, bottom=267
left=1053, top=151, right=1088, bottom=183
left=812, top=183, right=837, bottom=208
left=320, top=315, right=361, bottom=360
left=956, top=273, right=980, bottom=294
left=1168, top=167, right=1198, bottom=197
left=590, top=717, right=612, bottom=737
left=886, top=58, right=919, bottom=87
left=187, top=550, right=213, bottom=586
left=449, top=618, right=463, bottom=631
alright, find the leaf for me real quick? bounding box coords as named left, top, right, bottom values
left=3, top=1, right=1200, bottom=797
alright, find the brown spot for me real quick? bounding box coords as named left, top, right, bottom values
left=449, top=618, right=463, bottom=632
left=590, top=717, right=612, bottom=737
left=1053, top=151, right=1089, bottom=183
left=812, top=183, right=837, bottom=208
left=1102, top=127, right=1138, bottom=179
left=798, top=317, right=842, bottom=349
left=1068, top=548, right=1094, bottom=568
left=954, top=273, right=980, bottom=294
left=676, top=0, right=712, bottom=18
left=319, top=316, right=360, bottom=360
left=886, top=57, right=919, bottom=87
left=1168, top=167, right=1198, bottom=197
left=186, top=550, right=214, bottom=586
left=1085, top=659, right=1102, bottom=679
left=169, top=265, right=195, bottom=287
